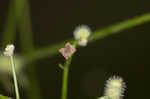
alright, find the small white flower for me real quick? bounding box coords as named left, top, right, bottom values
left=4, top=44, right=15, bottom=56
left=104, top=76, right=126, bottom=99
left=73, top=25, right=91, bottom=46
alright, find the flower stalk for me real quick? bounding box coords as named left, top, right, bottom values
left=4, top=44, right=20, bottom=99
left=60, top=41, right=77, bottom=99
left=10, top=55, right=20, bottom=99
left=61, top=57, right=72, bottom=99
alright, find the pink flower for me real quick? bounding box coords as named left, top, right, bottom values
left=59, top=42, right=76, bottom=59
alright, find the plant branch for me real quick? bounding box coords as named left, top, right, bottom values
left=10, top=56, right=20, bottom=99
left=61, top=53, right=73, bottom=99
left=24, top=12, right=150, bottom=63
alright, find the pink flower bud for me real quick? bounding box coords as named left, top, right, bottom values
left=59, top=42, right=76, bottom=59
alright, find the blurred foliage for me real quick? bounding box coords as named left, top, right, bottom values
left=0, top=55, right=24, bottom=74
left=0, top=95, right=11, bottom=99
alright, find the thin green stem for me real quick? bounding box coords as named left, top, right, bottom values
left=61, top=57, right=72, bottom=99
left=89, top=13, right=150, bottom=42
left=23, top=12, right=150, bottom=63
left=61, top=67, right=69, bottom=99
left=10, top=56, right=20, bottom=99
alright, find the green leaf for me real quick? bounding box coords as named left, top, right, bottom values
left=0, top=94, right=12, bottom=99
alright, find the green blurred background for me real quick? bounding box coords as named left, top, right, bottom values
left=0, top=0, right=150, bottom=99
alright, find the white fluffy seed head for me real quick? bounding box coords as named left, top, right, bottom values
left=4, top=44, right=15, bottom=56
left=104, top=76, right=126, bottom=99
left=73, top=25, right=91, bottom=46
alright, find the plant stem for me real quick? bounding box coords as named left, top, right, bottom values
left=10, top=56, right=20, bottom=99
left=24, top=12, right=150, bottom=63
left=61, top=55, right=73, bottom=99
left=61, top=66, right=69, bottom=99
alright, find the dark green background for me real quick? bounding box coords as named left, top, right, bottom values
left=0, top=0, right=150, bottom=99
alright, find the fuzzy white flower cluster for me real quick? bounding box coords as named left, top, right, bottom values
left=104, top=76, right=125, bottom=99
left=4, top=44, right=15, bottom=56
left=73, top=25, right=91, bottom=46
